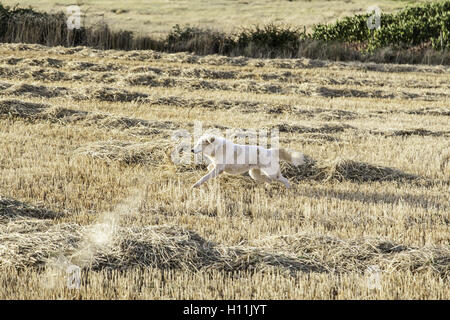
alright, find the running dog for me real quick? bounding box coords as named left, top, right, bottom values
left=191, top=134, right=304, bottom=188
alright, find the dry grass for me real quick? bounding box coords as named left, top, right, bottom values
left=0, top=42, right=448, bottom=299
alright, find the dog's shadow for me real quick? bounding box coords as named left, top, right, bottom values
left=299, top=186, right=448, bottom=211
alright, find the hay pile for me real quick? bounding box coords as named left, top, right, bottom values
left=81, top=225, right=319, bottom=272
left=66, top=61, right=121, bottom=72
left=300, top=133, right=340, bottom=144
left=0, top=220, right=82, bottom=268
left=405, top=107, right=450, bottom=116
left=316, top=86, right=370, bottom=98
left=0, top=196, right=75, bottom=268
left=0, top=99, right=176, bottom=135
left=317, top=109, right=358, bottom=121
left=0, top=196, right=61, bottom=222
left=0, top=99, right=45, bottom=119
left=20, top=57, right=64, bottom=68
left=254, top=233, right=449, bottom=277
left=1, top=195, right=446, bottom=275
left=87, top=86, right=149, bottom=102
left=4, top=83, right=69, bottom=98
left=316, top=86, right=397, bottom=99
left=0, top=214, right=447, bottom=276
left=281, top=157, right=419, bottom=183
left=0, top=214, right=318, bottom=272
left=145, top=95, right=263, bottom=112
left=0, top=82, right=13, bottom=90
left=180, top=68, right=237, bottom=80
left=274, top=123, right=353, bottom=134
left=31, top=69, right=67, bottom=82
left=124, top=72, right=160, bottom=86
left=371, top=128, right=450, bottom=138
left=74, top=140, right=173, bottom=166
left=0, top=81, right=153, bottom=103
left=130, top=66, right=164, bottom=74
left=43, top=105, right=177, bottom=131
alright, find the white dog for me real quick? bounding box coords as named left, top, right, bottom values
left=191, top=134, right=304, bottom=188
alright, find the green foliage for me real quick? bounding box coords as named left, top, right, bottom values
left=0, top=3, right=71, bottom=46
left=236, top=24, right=306, bottom=54
left=166, top=24, right=235, bottom=55
left=312, top=1, right=450, bottom=50
left=0, top=4, right=9, bottom=38
left=166, top=23, right=305, bottom=57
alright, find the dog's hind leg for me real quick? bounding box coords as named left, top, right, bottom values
left=277, top=175, right=291, bottom=189
left=260, top=168, right=291, bottom=188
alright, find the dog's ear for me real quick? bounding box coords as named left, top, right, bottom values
left=206, top=136, right=215, bottom=144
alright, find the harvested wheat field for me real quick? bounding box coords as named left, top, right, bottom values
left=0, top=42, right=448, bottom=299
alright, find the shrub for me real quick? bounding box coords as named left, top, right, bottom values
left=312, top=1, right=450, bottom=50
left=236, top=24, right=306, bottom=58
left=165, top=24, right=234, bottom=55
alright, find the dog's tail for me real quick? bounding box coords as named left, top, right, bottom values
left=278, top=148, right=305, bottom=166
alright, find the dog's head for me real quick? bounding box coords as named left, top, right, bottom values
left=192, top=134, right=220, bottom=155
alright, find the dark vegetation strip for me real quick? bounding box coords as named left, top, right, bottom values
left=0, top=2, right=449, bottom=65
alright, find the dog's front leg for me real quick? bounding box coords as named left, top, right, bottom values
left=192, top=165, right=224, bottom=188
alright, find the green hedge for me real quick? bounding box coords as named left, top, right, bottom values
left=312, top=1, right=450, bottom=50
